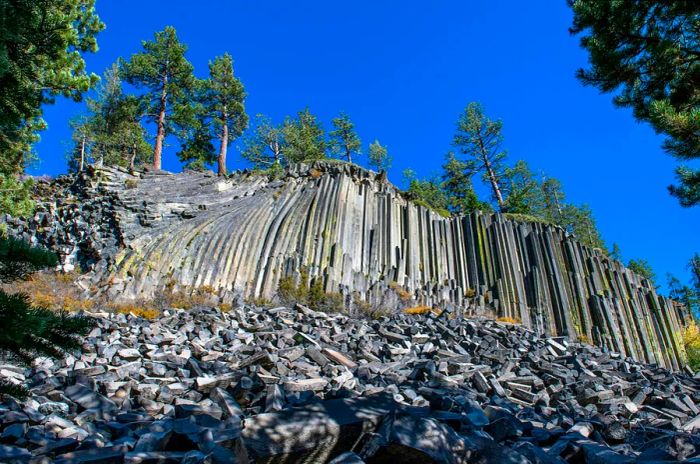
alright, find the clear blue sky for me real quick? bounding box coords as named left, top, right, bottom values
left=30, top=1, right=699, bottom=288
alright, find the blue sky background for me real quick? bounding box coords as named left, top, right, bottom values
left=31, top=1, right=699, bottom=288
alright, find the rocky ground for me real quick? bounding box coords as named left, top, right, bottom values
left=1, top=304, right=699, bottom=463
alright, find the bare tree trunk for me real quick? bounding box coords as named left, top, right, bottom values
left=153, top=75, right=168, bottom=170
left=129, top=143, right=137, bottom=171
left=346, top=144, right=352, bottom=164
left=484, top=159, right=504, bottom=209
left=79, top=135, right=86, bottom=172
left=218, top=111, right=229, bottom=176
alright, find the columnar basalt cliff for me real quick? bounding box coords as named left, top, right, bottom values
left=4, top=161, right=689, bottom=369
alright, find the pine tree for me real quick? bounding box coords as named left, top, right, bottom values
left=241, top=114, right=286, bottom=175
left=177, top=101, right=216, bottom=171
left=540, top=177, right=566, bottom=224
left=329, top=113, right=361, bottom=164
left=0, top=0, right=104, bottom=174
left=501, top=160, right=544, bottom=216
left=667, top=273, right=698, bottom=319
left=68, top=64, right=151, bottom=171
left=561, top=204, right=607, bottom=251
left=0, top=237, right=93, bottom=398
left=569, top=0, right=700, bottom=207
left=368, top=140, right=391, bottom=172
left=122, top=26, right=195, bottom=170
left=200, top=53, right=248, bottom=175
left=628, top=258, right=657, bottom=285
left=403, top=170, right=450, bottom=215
left=282, top=109, right=326, bottom=163
left=441, top=152, right=487, bottom=215
left=452, top=103, right=507, bottom=210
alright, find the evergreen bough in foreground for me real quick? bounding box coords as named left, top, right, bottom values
left=0, top=237, right=93, bottom=398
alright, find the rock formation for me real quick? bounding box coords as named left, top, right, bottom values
left=2, top=161, right=689, bottom=369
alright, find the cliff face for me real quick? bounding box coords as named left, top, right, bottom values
left=6, top=162, right=688, bottom=369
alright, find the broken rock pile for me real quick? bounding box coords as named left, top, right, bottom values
left=1, top=304, right=700, bottom=463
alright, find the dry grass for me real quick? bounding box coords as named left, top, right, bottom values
left=577, top=333, right=592, bottom=344
left=496, top=316, right=521, bottom=324
left=389, top=282, right=413, bottom=302
left=219, top=303, right=233, bottom=313
left=111, top=303, right=160, bottom=320
left=309, top=168, right=322, bottom=179
left=404, top=306, right=433, bottom=315
left=6, top=271, right=95, bottom=312
left=465, top=288, right=476, bottom=298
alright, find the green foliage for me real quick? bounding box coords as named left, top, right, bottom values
left=668, top=273, right=699, bottom=318
left=122, top=26, right=195, bottom=169
left=628, top=258, right=657, bottom=285
left=453, top=102, right=507, bottom=209
left=0, top=0, right=104, bottom=173
left=540, top=177, right=567, bottom=224
left=68, top=64, right=151, bottom=171
left=0, top=175, right=34, bottom=216
left=177, top=102, right=216, bottom=171
left=502, top=213, right=553, bottom=225
left=502, top=160, right=545, bottom=215
left=403, top=169, right=451, bottom=216
left=0, top=237, right=93, bottom=398
left=0, top=237, right=58, bottom=281
left=282, top=108, right=327, bottom=163
left=329, top=113, right=361, bottom=164
left=561, top=203, right=607, bottom=251
left=368, top=139, right=391, bottom=172
left=441, top=152, right=489, bottom=215
left=669, top=167, right=700, bottom=207
left=569, top=0, right=700, bottom=206
left=241, top=114, right=286, bottom=171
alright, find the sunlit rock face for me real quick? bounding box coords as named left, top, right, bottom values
left=5, top=161, right=688, bottom=369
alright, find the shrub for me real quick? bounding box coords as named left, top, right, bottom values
left=309, top=168, right=322, bottom=179
left=219, top=303, right=233, bottom=313
left=464, top=288, right=476, bottom=298
left=681, top=318, right=700, bottom=371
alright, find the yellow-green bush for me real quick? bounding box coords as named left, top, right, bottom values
left=681, top=319, right=700, bottom=371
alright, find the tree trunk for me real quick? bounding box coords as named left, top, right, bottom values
left=484, top=159, right=504, bottom=209
left=218, top=111, right=229, bottom=176
left=153, top=74, right=168, bottom=170
left=346, top=144, right=352, bottom=164
left=79, top=135, right=86, bottom=172
left=129, top=143, right=137, bottom=171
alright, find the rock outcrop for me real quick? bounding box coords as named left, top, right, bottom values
left=1, top=304, right=699, bottom=463
left=3, top=162, right=689, bottom=369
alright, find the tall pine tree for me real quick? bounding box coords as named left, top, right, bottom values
left=329, top=113, right=361, bottom=164
left=122, top=26, right=195, bottom=170
left=200, top=53, right=248, bottom=175
left=453, top=103, right=507, bottom=210
left=368, top=140, right=391, bottom=172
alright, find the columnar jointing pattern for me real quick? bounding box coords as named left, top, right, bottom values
left=33, top=162, right=693, bottom=369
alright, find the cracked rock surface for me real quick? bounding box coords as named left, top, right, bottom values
left=1, top=304, right=699, bottom=463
